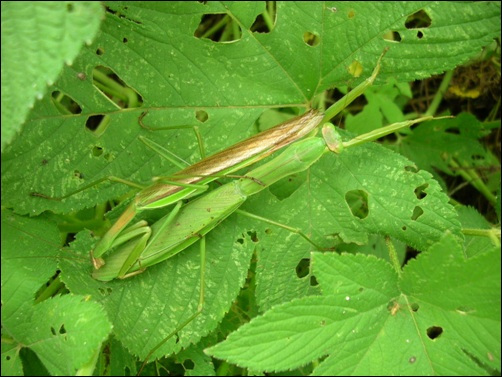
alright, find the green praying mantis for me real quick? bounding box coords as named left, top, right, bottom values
left=33, top=51, right=389, bottom=280
left=32, top=49, right=449, bottom=372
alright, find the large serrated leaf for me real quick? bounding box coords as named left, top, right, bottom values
left=206, top=235, right=500, bottom=375
left=3, top=2, right=500, bottom=216
left=1, top=210, right=112, bottom=375
left=241, top=130, right=462, bottom=311
left=58, top=215, right=256, bottom=361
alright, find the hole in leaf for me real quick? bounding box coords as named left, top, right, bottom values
left=383, top=30, right=402, bottom=42
left=96, top=47, right=105, bottom=56
left=93, top=66, right=143, bottom=109
left=58, top=324, right=66, bottom=334
left=417, top=30, right=424, bottom=39
left=105, top=5, right=142, bottom=24
left=92, top=145, right=104, bottom=157
left=405, top=9, right=432, bottom=29
left=196, top=110, right=208, bottom=123
left=236, top=237, right=244, bottom=245
left=402, top=225, right=407, bottom=231
left=426, top=326, right=443, bottom=339
left=247, top=230, right=258, bottom=242
left=184, top=359, right=195, bottom=370
left=51, top=91, right=82, bottom=115
left=85, top=115, right=105, bottom=133
left=411, top=206, right=424, bottom=221
left=41, top=159, right=49, bottom=166
left=414, top=183, right=428, bottom=199
left=74, top=170, right=84, bottom=180
left=303, top=31, right=320, bottom=47
left=50, top=327, right=57, bottom=336
left=310, top=274, right=319, bottom=286
left=410, top=302, right=419, bottom=312
left=345, top=189, right=369, bottom=219
left=251, top=5, right=276, bottom=33
left=405, top=165, right=418, bottom=173
left=98, top=287, right=113, bottom=296
left=295, top=258, right=310, bottom=279
left=471, top=154, right=484, bottom=161
left=194, top=13, right=242, bottom=42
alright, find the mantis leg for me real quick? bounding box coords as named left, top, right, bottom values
left=31, top=175, right=147, bottom=201
left=138, top=111, right=206, bottom=161
left=235, top=209, right=333, bottom=251
left=137, top=236, right=206, bottom=376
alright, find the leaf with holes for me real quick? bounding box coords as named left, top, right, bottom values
left=1, top=210, right=113, bottom=376
left=206, top=234, right=501, bottom=375
left=1, top=2, right=500, bottom=376
left=240, top=130, right=462, bottom=311
left=3, top=2, right=500, bottom=215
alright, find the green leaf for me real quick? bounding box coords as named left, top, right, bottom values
left=400, top=113, right=501, bottom=180
left=1, top=2, right=103, bottom=151
left=58, top=216, right=256, bottom=361
left=1, top=2, right=500, bottom=375
left=242, top=134, right=462, bottom=310
left=456, top=205, right=498, bottom=257
left=1, top=210, right=112, bottom=375
left=2, top=2, right=500, bottom=215
left=206, top=234, right=500, bottom=375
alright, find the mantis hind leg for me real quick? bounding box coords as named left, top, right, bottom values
left=137, top=236, right=206, bottom=376
left=30, top=175, right=147, bottom=201
left=235, top=209, right=335, bottom=251
left=139, top=111, right=206, bottom=163
left=31, top=112, right=206, bottom=201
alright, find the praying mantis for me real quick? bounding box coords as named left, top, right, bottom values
left=34, top=51, right=399, bottom=281
left=29, top=49, right=448, bottom=373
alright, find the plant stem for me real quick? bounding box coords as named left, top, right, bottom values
left=450, top=158, right=497, bottom=205
left=462, top=227, right=501, bottom=247
left=425, top=70, right=454, bottom=116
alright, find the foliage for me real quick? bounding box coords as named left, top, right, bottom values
left=1, top=2, right=500, bottom=376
